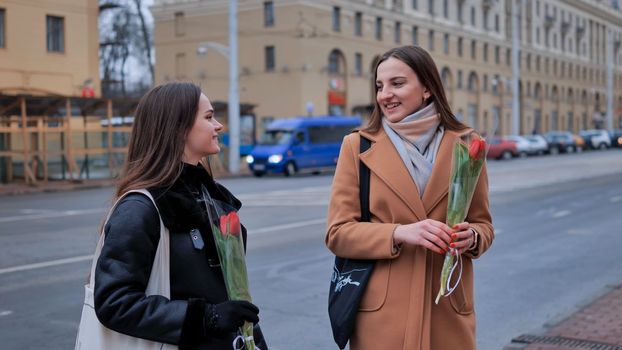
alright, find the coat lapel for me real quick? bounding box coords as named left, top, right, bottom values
left=421, top=130, right=455, bottom=215
left=359, top=129, right=427, bottom=221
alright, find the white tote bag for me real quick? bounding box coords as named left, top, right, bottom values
left=75, top=189, right=177, bottom=350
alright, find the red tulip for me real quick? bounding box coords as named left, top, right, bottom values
left=219, top=215, right=228, bottom=237
left=219, top=212, right=241, bottom=237
left=227, top=212, right=241, bottom=236
left=468, top=138, right=486, bottom=159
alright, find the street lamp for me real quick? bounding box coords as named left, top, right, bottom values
left=196, top=0, right=240, bottom=174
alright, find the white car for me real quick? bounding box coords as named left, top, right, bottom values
left=523, top=135, right=549, bottom=155
left=505, top=135, right=533, bottom=157
left=579, top=129, right=611, bottom=150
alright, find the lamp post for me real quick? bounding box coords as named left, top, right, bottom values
left=196, top=0, right=239, bottom=174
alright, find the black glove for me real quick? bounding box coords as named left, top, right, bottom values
left=205, top=300, right=260, bottom=333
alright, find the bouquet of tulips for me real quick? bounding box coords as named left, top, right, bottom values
left=201, top=186, right=256, bottom=350
left=435, top=134, right=487, bottom=304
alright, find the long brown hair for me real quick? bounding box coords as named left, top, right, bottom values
left=115, top=82, right=203, bottom=198
left=363, top=45, right=467, bottom=133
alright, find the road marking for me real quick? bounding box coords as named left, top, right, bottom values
left=0, top=208, right=104, bottom=223
left=249, top=218, right=326, bottom=234
left=552, top=210, right=571, bottom=218
left=0, top=255, right=93, bottom=275
left=0, top=310, right=13, bottom=317
left=610, top=196, right=622, bottom=203
left=0, top=218, right=326, bottom=274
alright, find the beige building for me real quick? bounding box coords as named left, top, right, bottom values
left=0, top=0, right=100, bottom=96
left=152, top=0, right=622, bottom=135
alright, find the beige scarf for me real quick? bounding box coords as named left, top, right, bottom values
left=382, top=103, right=444, bottom=195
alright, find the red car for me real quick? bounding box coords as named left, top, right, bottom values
left=486, top=136, right=518, bottom=160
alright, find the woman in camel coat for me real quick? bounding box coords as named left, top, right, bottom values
left=326, top=46, right=494, bottom=350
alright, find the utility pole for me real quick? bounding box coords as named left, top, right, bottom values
left=606, top=28, right=614, bottom=131
left=511, top=0, right=521, bottom=135
left=228, top=0, right=240, bottom=174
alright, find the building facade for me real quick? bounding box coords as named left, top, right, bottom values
left=0, top=0, right=100, bottom=96
left=152, top=0, right=622, bottom=135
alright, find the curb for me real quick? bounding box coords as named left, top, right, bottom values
left=503, top=284, right=622, bottom=350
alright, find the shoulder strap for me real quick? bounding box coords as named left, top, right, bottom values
left=359, top=135, right=371, bottom=223
left=89, top=189, right=170, bottom=298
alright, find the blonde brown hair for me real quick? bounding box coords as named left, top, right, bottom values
left=363, top=45, right=467, bottom=133
left=115, top=82, right=206, bottom=198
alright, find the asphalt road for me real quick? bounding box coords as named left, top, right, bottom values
left=0, top=150, right=621, bottom=350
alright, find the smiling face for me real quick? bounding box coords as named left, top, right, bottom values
left=375, top=56, right=431, bottom=123
left=183, top=93, right=223, bottom=164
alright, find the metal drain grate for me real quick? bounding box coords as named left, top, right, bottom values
left=512, top=334, right=622, bottom=350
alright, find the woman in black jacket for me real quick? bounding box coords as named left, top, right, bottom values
left=94, top=82, right=267, bottom=349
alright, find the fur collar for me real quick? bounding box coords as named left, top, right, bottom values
left=148, top=163, right=241, bottom=232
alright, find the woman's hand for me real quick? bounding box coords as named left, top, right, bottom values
left=393, top=219, right=453, bottom=255
left=449, top=222, right=475, bottom=255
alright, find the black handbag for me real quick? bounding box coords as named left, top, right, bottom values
left=328, top=135, right=375, bottom=349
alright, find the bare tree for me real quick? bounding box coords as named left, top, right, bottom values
left=99, top=0, right=153, bottom=98
left=131, top=0, right=154, bottom=84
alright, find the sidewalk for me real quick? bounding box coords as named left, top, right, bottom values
left=505, top=284, right=622, bottom=350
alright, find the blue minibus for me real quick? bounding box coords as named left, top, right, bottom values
left=246, top=116, right=362, bottom=177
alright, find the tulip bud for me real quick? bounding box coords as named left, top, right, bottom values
left=228, top=212, right=241, bottom=236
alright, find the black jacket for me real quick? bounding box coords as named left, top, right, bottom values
left=94, top=163, right=267, bottom=349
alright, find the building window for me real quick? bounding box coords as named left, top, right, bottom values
left=443, top=33, right=450, bottom=54
left=428, top=0, right=434, bottom=15
left=332, top=6, right=341, bottom=32
left=174, top=12, right=185, bottom=37
left=0, top=9, right=5, bottom=48
left=412, top=0, right=418, bottom=10
left=495, top=45, right=500, bottom=64
left=412, top=26, right=418, bottom=45
left=355, top=52, right=363, bottom=76
left=506, top=48, right=511, bottom=66
left=443, top=0, right=449, bottom=19
left=394, top=21, right=401, bottom=43
left=375, top=17, right=382, bottom=40
left=526, top=54, right=531, bottom=70
left=328, top=50, right=341, bottom=74
left=495, top=14, right=499, bottom=32
left=470, top=6, right=475, bottom=27
left=457, top=2, right=464, bottom=23
left=536, top=27, right=540, bottom=44
left=457, top=70, right=463, bottom=89
left=483, top=43, right=488, bottom=62
left=483, top=74, right=488, bottom=92
left=354, top=12, right=362, bottom=36
left=175, top=53, right=186, bottom=78
left=265, top=46, right=275, bottom=72
left=483, top=9, right=489, bottom=30
left=428, top=30, right=434, bottom=51
left=458, top=37, right=463, bottom=56
left=264, top=1, right=274, bottom=27
left=536, top=56, right=541, bottom=71
left=46, top=15, right=64, bottom=53
left=536, top=0, right=540, bottom=16
left=470, top=40, right=476, bottom=60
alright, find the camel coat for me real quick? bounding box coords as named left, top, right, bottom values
left=326, top=127, right=494, bottom=350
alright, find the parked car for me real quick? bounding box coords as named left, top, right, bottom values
left=572, top=134, right=585, bottom=152
left=505, top=135, right=532, bottom=157
left=543, top=131, right=577, bottom=154
left=246, top=116, right=361, bottom=177
left=579, top=129, right=612, bottom=150
left=523, top=135, right=549, bottom=155
left=609, top=129, right=622, bottom=148
left=486, top=136, right=518, bottom=160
